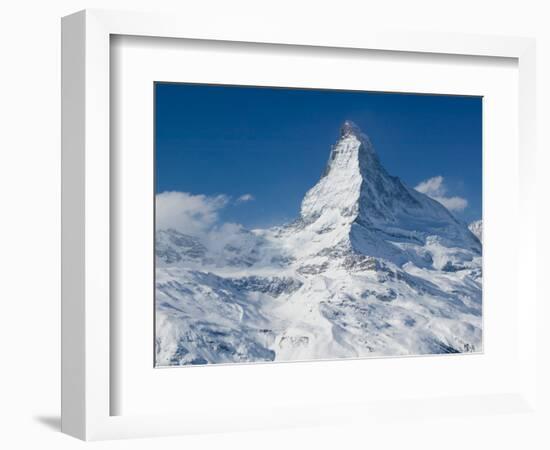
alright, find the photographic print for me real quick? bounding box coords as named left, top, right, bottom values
left=154, top=83, right=482, bottom=367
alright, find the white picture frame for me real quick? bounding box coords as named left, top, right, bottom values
left=61, top=9, right=538, bottom=441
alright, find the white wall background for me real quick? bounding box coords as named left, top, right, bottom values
left=0, top=1, right=548, bottom=449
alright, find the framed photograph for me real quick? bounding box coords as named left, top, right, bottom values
left=153, top=83, right=483, bottom=367
left=62, top=9, right=538, bottom=440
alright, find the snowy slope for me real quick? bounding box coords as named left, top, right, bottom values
left=155, top=121, right=482, bottom=366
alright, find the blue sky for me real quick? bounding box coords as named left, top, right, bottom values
left=155, top=83, right=482, bottom=228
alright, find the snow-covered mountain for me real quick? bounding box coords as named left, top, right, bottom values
left=469, top=219, right=482, bottom=243
left=155, top=121, right=482, bottom=366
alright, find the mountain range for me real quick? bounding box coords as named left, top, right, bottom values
left=155, top=121, right=482, bottom=366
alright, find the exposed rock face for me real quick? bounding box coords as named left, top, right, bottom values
left=155, top=121, right=482, bottom=366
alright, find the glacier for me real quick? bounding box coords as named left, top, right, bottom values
left=155, top=120, right=482, bottom=366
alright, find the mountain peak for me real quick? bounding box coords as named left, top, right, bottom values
left=340, top=120, right=362, bottom=137
left=299, top=121, right=480, bottom=254
left=300, top=121, right=382, bottom=221
left=468, top=219, right=483, bottom=243
left=339, top=120, right=373, bottom=147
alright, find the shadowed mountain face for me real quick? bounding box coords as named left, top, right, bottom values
left=155, top=121, right=482, bottom=366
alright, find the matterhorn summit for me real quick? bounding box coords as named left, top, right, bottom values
left=155, top=121, right=483, bottom=366
left=300, top=120, right=380, bottom=222
left=298, top=121, right=480, bottom=267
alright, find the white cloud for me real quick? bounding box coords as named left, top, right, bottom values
left=414, top=176, right=468, bottom=212
left=415, top=176, right=445, bottom=197
left=156, top=191, right=256, bottom=258
left=236, top=193, right=255, bottom=203
left=206, top=222, right=248, bottom=252
left=435, top=196, right=468, bottom=212
left=156, top=191, right=229, bottom=235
